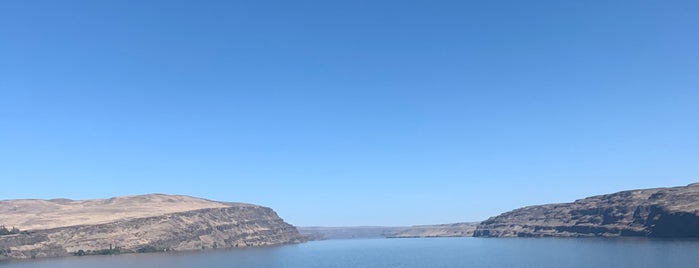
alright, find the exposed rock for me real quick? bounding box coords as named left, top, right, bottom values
left=0, top=194, right=304, bottom=260
left=474, top=183, right=699, bottom=238
left=389, top=222, right=478, bottom=238
left=298, top=226, right=408, bottom=240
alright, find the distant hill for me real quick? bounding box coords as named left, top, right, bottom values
left=298, top=226, right=408, bottom=240
left=298, top=223, right=480, bottom=240
left=474, top=183, right=699, bottom=237
left=0, top=194, right=303, bottom=260
left=389, top=222, right=479, bottom=238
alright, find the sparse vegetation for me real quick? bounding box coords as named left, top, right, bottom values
left=73, top=244, right=126, bottom=256
left=0, top=225, right=20, bottom=236
left=136, top=245, right=158, bottom=253
left=136, top=245, right=172, bottom=253
left=72, top=248, right=124, bottom=256
left=72, top=245, right=173, bottom=257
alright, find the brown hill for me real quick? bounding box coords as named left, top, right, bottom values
left=0, top=194, right=303, bottom=260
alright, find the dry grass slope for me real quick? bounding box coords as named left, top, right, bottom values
left=0, top=194, right=236, bottom=230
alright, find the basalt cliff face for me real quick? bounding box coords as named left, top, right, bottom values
left=0, top=194, right=304, bottom=260
left=474, top=183, right=699, bottom=238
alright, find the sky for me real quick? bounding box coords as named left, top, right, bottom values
left=1, top=1, right=698, bottom=227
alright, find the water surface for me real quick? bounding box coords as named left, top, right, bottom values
left=2, top=237, right=698, bottom=267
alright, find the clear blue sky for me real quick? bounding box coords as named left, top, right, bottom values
left=1, top=1, right=698, bottom=226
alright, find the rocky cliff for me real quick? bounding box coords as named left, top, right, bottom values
left=0, top=194, right=304, bottom=260
left=474, top=183, right=699, bottom=238
left=389, top=222, right=478, bottom=238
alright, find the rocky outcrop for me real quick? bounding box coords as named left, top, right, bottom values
left=0, top=194, right=304, bottom=260
left=474, top=183, right=699, bottom=238
left=389, top=222, right=478, bottom=238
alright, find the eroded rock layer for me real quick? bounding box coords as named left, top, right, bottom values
left=474, top=183, right=699, bottom=237
left=0, top=195, right=303, bottom=260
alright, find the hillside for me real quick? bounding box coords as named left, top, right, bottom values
left=0, top=194, right=303, bottom=260
left=474, top=183, right=699, bottom=237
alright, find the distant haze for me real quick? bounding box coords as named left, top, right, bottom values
left=1, top=1, right=698, bottom=226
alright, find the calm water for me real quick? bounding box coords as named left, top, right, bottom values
left=2, top=238, right=699, bottom=268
